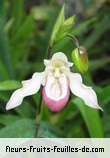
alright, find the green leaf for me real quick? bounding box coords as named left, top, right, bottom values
left=11, top=0, right=25, bottom=32
left=63, top=16, right=75, bottom=32
left=0, top=80, right=21, bottom=90
left=58, top=100, right=78, bottom=124
left=56, top=16, right=75, bottom=42
left=73, top=98, right=104, bottom=138
left=83, top=15, right=110, bottom=49
left=90, top=57, right=110, bottom=71
left=4, top=18, right=14, bottom=33
left=37, top=121, right=63, bottom=138
left=16, top=102, right=35, bottom=118
left=0, top=114, right=20, bottom=125
left=13, top=15, right=34, bottom=42
left=72, top=18, right=96, bottom=36
left=0, top=0, right=5, bottom=18
left=50, top=5, right=75, bottom=46
left=0, top=119, right=36, bottom=138
left=52, top=18, right=92, bottom=52
left=0, top=60, right=9, bottom=80
left=98, top=86, right=110, bottom=105
left=0, top=14, right=14, bottom=78
left=11, top=15, right=35, bottom=63
left=50, top=6, right=65, bottom=46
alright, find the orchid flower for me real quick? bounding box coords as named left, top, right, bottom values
left=6, top=52, right=102, bottom=112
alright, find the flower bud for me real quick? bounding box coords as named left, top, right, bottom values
left=71, top=47, right=88, bottom=73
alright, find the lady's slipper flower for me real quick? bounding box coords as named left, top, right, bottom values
left=6, top=52, right=102, bottom=112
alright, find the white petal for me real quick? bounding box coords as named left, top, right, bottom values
left=44, top=59, right=50, bottom=66
left=68, top=62, right=73, bottom=67
left=52, top=52, right=73, bottom=67
left=6, top=72, right=44, bottom=110
left=69, top=72, right=102, bottom=110
left=52, top=52, right=68, bottom=63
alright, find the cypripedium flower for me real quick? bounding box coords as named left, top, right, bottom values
left=6, top=52, right=102, bottom=112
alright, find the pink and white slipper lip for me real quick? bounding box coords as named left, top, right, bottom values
left=42, top=74, right=70, bottom=112
left=42, top=86, right=70, bottom=112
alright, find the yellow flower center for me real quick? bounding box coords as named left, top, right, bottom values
left=50, top=59, right=68, bottom=78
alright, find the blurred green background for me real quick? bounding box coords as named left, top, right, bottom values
left=0, top=0, right=110, bottom=138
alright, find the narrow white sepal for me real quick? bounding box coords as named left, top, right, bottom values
left=6, top=72, right=43, bottom=110
left=69, top=72, right=102, bottom=110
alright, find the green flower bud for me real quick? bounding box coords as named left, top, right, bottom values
left=71, top=47, right=89, bottom=73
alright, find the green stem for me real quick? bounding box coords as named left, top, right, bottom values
left=35, top=43, right=52, bottom=137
